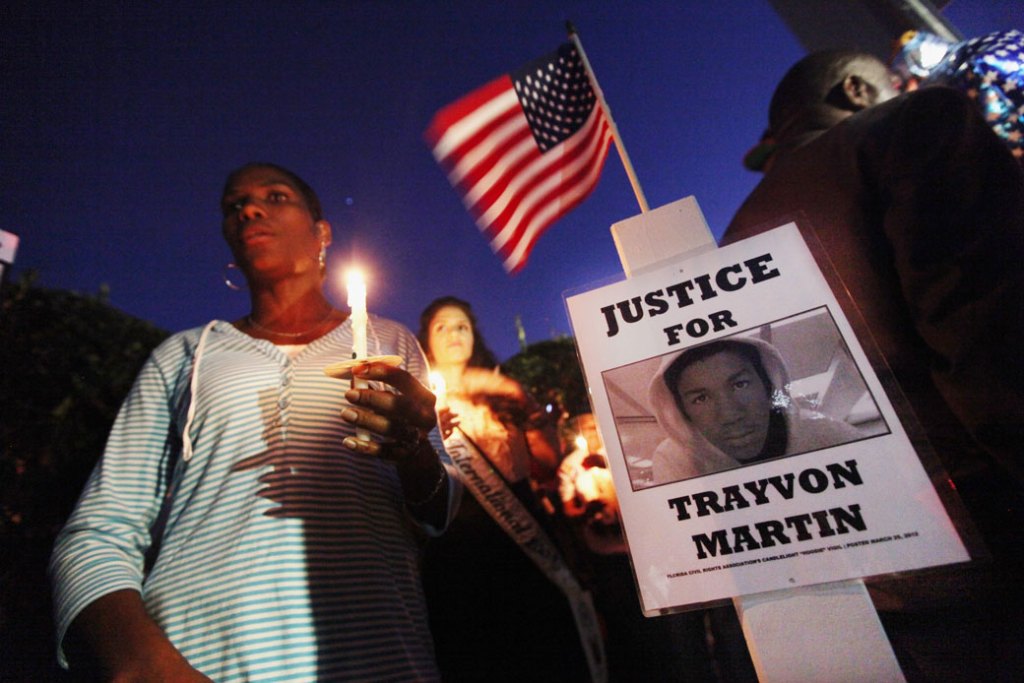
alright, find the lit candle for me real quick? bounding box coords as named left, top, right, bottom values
left=346, top=269, right=368, bottom=359
left=346, top=268, right=370, bottom=442
left=429, top=371, right=447, bottom=410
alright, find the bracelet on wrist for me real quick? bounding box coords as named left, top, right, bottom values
left=406, top=462, right=447, bottom=507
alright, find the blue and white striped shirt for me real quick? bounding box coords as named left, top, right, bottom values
left=50, top=318, right=456, bottom=681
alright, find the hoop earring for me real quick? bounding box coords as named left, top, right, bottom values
left=223, top=262, right=247, bottom=291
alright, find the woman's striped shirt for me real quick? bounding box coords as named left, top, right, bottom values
left=50, top=318, right=455, bottom=681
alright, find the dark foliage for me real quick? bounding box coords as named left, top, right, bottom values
left=0, top=273, right=169, bottom=681
left=501, top=336, right=591, bottom=419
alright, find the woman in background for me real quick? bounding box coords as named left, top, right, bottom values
left=417, top=296, right=590, bottom=682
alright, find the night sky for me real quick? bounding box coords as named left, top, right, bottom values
left=3, top=1, right=1017, bottom=361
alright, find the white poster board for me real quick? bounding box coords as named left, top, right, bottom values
left=565, top=223, right=969, bottom=614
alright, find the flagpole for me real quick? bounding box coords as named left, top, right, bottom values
left=567, top=21, right=650, bottom=214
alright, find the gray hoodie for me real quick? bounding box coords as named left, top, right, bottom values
left=646, top=337, right=862, bottom=486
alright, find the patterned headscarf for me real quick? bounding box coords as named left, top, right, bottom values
left=894, top=29, right=1024, bottom=161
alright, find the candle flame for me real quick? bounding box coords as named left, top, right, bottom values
left=429, top=371, right=447, bottom=410
left=575, top=435, right=588, bottom=452
left=346, top=268, right=367, bottom=308
left=429, top=371, right=446, bottom=394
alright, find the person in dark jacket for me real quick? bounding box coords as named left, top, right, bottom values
left=725, top=50, right=1024, bottom=682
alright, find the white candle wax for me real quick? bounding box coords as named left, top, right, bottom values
left=346, top=269, right=370, bottom=442
left=346, top=269, right=368, bottom=359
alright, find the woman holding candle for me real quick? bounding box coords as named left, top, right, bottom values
left=417, top=296, right=591, bottom=682
left=421, top=296, right=560, bottom=480
left=49, top=163, right=458, bottom=681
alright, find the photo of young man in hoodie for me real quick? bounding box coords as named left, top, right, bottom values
left=644, top=334, right=871, bottom=487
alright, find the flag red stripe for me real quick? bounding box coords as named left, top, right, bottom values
left=483, top=107, right=608, bottom=241
left=451, top=122, right=534, bottom=207
left=473, top=105, right=607, bottom=236
left=497, top=116, right=612, bottom=271
left=459, top=133, right=537, bottom=220
left=436, top=102, right=525, bottom=181
left=505, top=126, right=613, bottom=273
left=424, top=75, right=514, bottom=152
left=496, top=114, right=612, bottom=256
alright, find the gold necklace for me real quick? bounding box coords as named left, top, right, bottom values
left=246, top=310, right=335, bottom=339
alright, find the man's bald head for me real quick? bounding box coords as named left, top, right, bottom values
left=768, top=50, right=900, bottom=143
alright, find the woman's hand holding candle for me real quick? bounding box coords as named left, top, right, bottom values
left=339, top=361, right=447, bottom=512
left=429, top=371, right=459, bottom=439
left=340, top=362, right=438, bottom=460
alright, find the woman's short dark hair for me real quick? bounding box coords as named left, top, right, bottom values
left=417, top=296, right=499, bottom=369
left=223, top=162, right=324, bottom=222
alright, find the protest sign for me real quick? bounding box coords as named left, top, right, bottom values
left=566, top=223, right=969, bottom=613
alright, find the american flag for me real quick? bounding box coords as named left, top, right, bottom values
left=425, top=43, right=613, bottom=273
